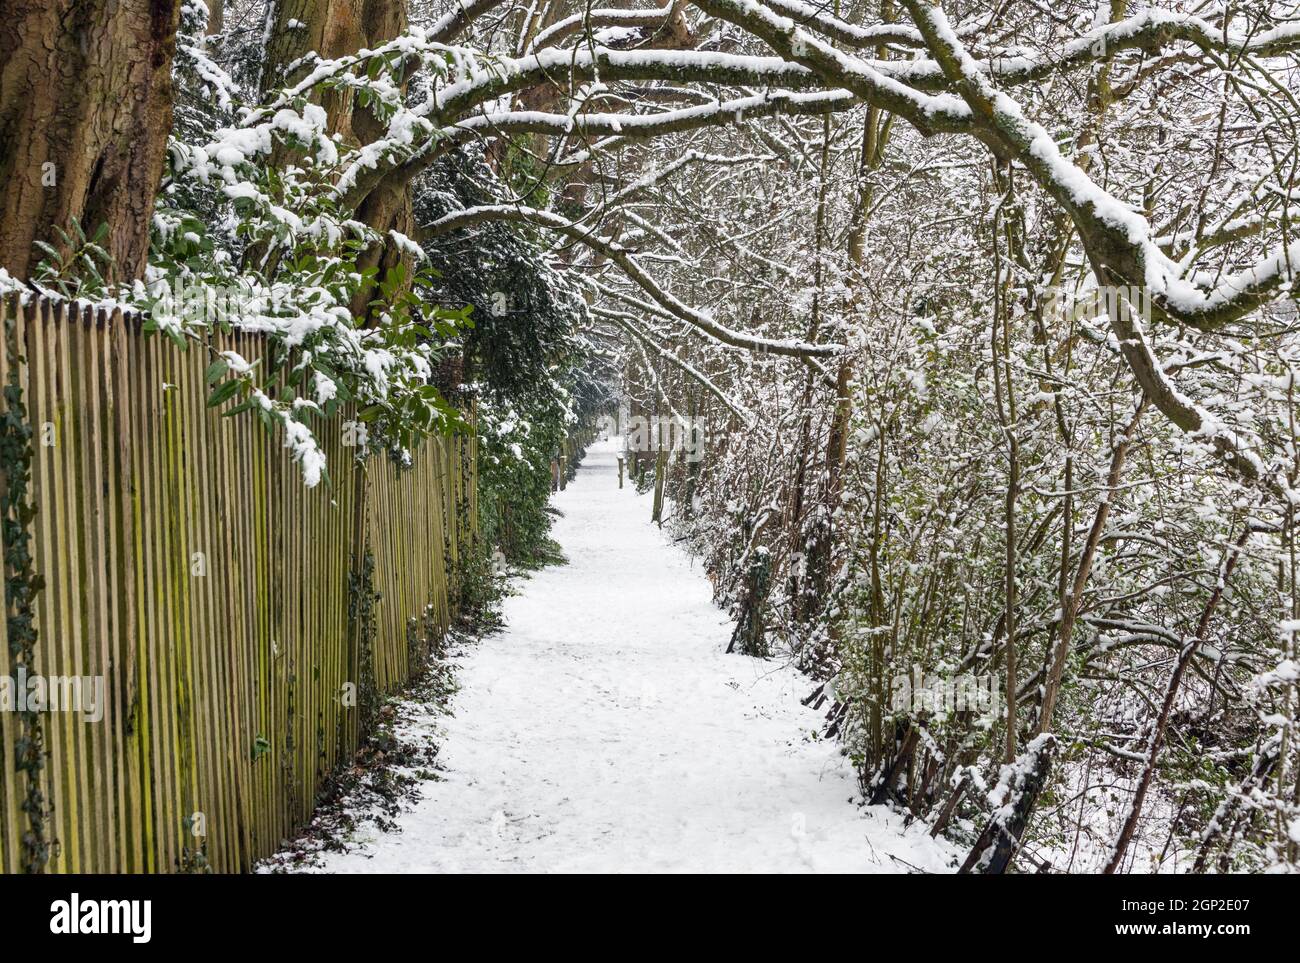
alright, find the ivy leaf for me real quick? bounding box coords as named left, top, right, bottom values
left=206, top=379, right=241, bottom=408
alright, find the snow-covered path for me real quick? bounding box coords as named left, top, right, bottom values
left=311, top=439, right=956, bottom=873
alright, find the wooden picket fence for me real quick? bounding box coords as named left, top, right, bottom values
left=0, top=294, right=476, bottom=873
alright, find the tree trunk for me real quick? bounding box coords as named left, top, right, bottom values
left=1037, top=402, right=1145, bottom=735
left=261, top=0, right=362, bottom=102
left=959, top=735, right=1057, bottom=874
left=651, top=448, right=667, bottom=525
left=805, top=359, right=852, bottom=607
left=0, top=0, right=181, bottom=282
left=260, top=0, right=414, bottom=316
left=207, top=0, right=224, bottom=34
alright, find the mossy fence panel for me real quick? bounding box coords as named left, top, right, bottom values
left=0, top=294, right=475, bottom=873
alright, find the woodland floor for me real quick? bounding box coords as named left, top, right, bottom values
left=297, top=439, right=957, bottom=873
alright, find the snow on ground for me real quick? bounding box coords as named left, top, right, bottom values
left=306, top=438, right=958, bottom=873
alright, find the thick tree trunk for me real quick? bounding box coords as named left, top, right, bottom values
left=262, top=0, right=405, bottom=140
left=0, top=0, right=181, bottom=282
left=261, top=0, right=362, bottom=101
left=260, top=0, right=413, bottom=316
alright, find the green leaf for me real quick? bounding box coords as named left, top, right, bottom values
left=206, top=379, right=241, bottom=408
left=32, top=240, right=63, bottom=268
left=221, top=400, right=256, bottom=418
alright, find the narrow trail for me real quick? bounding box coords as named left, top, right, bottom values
left=310, top=439, right=955, bottom=873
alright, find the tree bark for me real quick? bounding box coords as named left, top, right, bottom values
left=259, top=0, right=413, bottom=315
left=0, top=0, right=181, bottom=281
left=206, top=0, right=224, bottom=35
left=261, top=0, right=361, bottom=102
left=959, top=735, right=1057, bottom=874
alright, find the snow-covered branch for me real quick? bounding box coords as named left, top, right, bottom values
left=423, top=203, right=841, bottom=358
